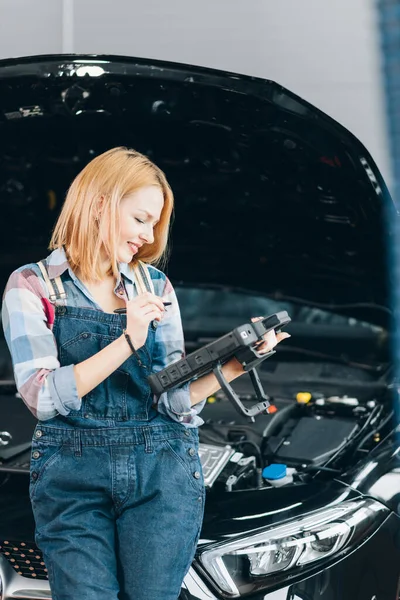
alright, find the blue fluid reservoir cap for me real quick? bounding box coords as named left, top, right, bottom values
left=262, top=463, right=287, bottom=480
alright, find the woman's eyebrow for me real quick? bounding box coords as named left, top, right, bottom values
left=137, top=209, right=159, bottom=222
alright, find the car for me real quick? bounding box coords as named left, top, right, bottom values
left=0, top=53, right=399, bottom=600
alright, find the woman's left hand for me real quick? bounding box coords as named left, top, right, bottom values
left=251, top=316, right=291, bottom=354
left=223, top=317, right=291, bottom=380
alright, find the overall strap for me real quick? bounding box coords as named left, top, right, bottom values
left=36, top=261, right=67, bottom=303
left=132, top=261, right=155, bottom=295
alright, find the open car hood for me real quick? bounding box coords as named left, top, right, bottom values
left=0, top=54, right=396, bottom=324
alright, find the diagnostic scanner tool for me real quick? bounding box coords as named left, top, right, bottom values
left=148, top=311, right=291, bottom=421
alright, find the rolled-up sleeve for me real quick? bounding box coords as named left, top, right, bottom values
left=152, top=276, right=206, bottom=428
left=1, top=268, right=81, bottom=421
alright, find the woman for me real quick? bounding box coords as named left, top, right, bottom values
left=1, top=147, right=289, bottom=600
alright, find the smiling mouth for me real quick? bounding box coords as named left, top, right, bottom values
left=127, top=241, right=142, bottom=253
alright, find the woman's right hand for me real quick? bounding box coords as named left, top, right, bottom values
left=124, top=292, right=165, bottom=349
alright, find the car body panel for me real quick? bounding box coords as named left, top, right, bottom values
left=0, top=54, right=397, bottom=324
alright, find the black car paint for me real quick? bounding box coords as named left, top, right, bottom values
left=339, top=426, right=400, bottom=513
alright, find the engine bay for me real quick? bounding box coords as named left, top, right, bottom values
left=197, top=360, right=394, bottom=493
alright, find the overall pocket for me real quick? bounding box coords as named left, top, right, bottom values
left=162, top=435, right=205, bottom=495
left=29, top=440, right=64, bottom=502
left=59, top=331, right=102, bottom=365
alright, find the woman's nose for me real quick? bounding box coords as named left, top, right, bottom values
left=140, top=226, right=154, bottom=244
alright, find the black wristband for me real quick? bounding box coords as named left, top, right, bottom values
left=123, top=329, right=144, bottom=367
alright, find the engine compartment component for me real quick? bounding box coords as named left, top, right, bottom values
left=198, top=375, right=393, bottom=492
left=262, top=463, right=296, bottom=486
left=198, top=443, right=259, bottom=492
left=197, top=444, right=236, bottom=488
left=268, top=415, right=359, bottom=466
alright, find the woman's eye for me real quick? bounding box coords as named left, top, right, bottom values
left=135, top=218, right=145, bottom=225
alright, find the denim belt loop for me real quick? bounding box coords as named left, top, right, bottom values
left=74, top=429, right=82, bottom=457
left=143, top=428, right=153, bottom=454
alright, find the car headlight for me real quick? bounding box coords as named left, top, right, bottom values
left=199, top=499, right=387, bottom=597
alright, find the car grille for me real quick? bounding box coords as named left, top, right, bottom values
left=0, top=540, right=48, bottom=580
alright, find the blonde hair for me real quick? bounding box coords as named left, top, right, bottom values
left=49, top=147, right=174, bottom=281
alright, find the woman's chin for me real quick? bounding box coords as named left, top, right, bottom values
left=118, top=247, right=137, bottom=263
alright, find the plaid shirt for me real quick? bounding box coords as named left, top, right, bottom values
left=1, top=248, right=205, bottom=427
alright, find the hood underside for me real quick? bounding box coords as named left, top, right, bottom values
left=0, top=54, right=396, bottom=324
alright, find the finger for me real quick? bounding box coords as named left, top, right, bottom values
left=262, top=330, right=277, bottom=344
left=136, top=296, right=165, bottom=312
left=255, top=329, right=274, bottom=344
left=251, top=316, right=264, bottom=322
left=256, top=341, right=274, bottom=354
left=149, top=296, right=165, bottom=312
left=142, top=306, right=163, bottom=318
left=258, top=333, right=290, bottom=352
left=140, top=294, right=165, bottom=311
left=144, top=310, right=163, bottom=322
left=276, top=332, right=291, bottom=342
left=148, top=293, right=165, bottom=311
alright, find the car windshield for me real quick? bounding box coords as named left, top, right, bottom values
left=0, top=286, right=387, bottom=381
left=175, top=286, right=385, bottom=337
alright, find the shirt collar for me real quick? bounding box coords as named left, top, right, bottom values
left=45, top=247, right=135, bottom=283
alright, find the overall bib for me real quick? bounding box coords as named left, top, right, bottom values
left=29, top=263, right=205, bottom=600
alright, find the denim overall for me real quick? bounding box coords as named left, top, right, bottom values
left=29, top=264, right=205, bottom=600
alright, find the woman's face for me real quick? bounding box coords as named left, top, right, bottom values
left=102, top=185, right=164, bottom=264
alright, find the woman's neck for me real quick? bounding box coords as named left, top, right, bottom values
left=70, top=247, right=114, bottom=284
